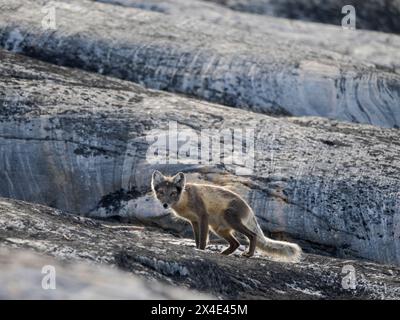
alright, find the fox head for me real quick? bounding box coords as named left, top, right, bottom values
left=151, top=171, right=186, bottom=209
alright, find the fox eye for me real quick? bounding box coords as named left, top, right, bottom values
left=158, top=190, right=164, bottom=195
left=170, top=191, right=177, bottom=197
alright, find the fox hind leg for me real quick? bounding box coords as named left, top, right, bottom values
left=224, top=208, right=257, bottom=258
left=217, top=230, right=240, bottom=255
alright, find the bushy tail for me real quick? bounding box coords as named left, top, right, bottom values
left=247, top=216, right=302, bottom=263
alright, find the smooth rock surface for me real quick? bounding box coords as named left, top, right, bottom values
left=98, top=0, right=400, bottom=74
left=0, top=49, right=399, bottom=265
left=1, top=197, right=399, bottom=299
left=0, top=0, right=400, bottom=127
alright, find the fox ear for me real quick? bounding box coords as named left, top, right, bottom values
left=152, top=170, right=164, bottom=187
left=173, top=172, right=186, bottom=189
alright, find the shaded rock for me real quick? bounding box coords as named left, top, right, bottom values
left=0, top=0, right=400, bottom=127
left=0, top=197, right=399, bottom=299
left=206, top=0, right=400, bottom=34
left=0, top=49, right=399, bottom=265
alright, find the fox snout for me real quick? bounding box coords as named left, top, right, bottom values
left=163, top=203, right=168, bottom=209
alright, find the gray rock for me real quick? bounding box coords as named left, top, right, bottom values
left=98, top=0, right=400, bottom=74
left=0, top=49, right=399, bottom=265
left=1, top=0, right=400, bottom=127
left=206, top=0, right=400, bottom=34
left=1, top=197, right=399, bottom=299
left=0, top=248, right=211, bottom=299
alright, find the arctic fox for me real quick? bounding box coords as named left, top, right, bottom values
left=151, top=171, right=301, bottom=262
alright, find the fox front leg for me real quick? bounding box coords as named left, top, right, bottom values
left=191, top=221, right=200, bottom=248
left=198, top=215, right=209, bottom=250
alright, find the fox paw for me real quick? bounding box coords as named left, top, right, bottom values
left=241, top=252, right=253, bottom=258
left=221, top=249, right=233, bottom=255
